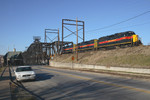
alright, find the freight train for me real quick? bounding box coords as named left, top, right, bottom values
left=63, top=31, right=141, bottom=53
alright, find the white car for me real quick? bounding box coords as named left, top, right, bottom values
left=14, top=66, right=36, bottom=81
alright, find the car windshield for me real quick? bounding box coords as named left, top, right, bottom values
left=16, top=67, right=33, bottom=72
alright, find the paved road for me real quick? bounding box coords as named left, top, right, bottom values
left=16, top=66, right=150, bottom=100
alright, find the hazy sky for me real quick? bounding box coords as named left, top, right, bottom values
left=0, top=0, right=150, bottom=55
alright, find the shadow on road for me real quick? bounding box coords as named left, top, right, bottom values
left=36, top=79, right=138, bottom=100
left=36, top=73, right=54, bottom=81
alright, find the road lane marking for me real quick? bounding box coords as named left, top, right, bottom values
left=41, top=68, right=150, bottom=94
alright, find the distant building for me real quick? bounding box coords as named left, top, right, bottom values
left=0, top=55, right=4, bottom=67
left=3, top=50, right=23, bottom=66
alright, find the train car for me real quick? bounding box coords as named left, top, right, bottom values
left=63, top=45, right=73, bottom=53
left=62, top=31, right=140, bottom=54
left=78, top=39, right=95, bottom=51
left=98, top=31, right=139, bottom=48
left=63, top=39, right=97, bottom=53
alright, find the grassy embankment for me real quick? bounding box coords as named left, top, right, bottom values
left=53, top=45, right=150, bottom=68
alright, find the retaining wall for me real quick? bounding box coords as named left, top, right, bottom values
left=49, top=61, right=150, bottom=74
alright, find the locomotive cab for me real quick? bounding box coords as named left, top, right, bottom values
left=132, top=34, right=139, bottom=46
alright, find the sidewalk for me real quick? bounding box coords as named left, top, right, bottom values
left=0, top=67, right=11, bottom=100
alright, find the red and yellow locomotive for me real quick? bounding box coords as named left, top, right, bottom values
left=63, top=31, right=141, bottom=53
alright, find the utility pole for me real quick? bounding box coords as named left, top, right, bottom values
left=76, top=17, right=78, bottom=61
left=7, top=46, right=9, bottom=66
left=83, top=21, right=85, bottom=42
left=45, top=29, right=46, bottom=43
left=62, top=19, right=64, bottom=54
left=58, top=28, right=60, bottom=55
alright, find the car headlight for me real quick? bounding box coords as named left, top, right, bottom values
left=17, top=75, right=21, bottom=78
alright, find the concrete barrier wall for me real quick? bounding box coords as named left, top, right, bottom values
left=49, top=61, right=150, bottom=74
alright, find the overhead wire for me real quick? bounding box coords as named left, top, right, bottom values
left=97, top=21, right=150, bottom=33
left=86, top=10, right=150, bottom=32
left=85, top=21, right=150, bottom=40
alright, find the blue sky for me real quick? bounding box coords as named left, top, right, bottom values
left=0, top=0, right=150, bottom=55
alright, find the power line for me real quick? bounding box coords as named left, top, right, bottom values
left=85, top=21, right=150, bottom=39
left=86, top=10, right=150, bottom=32
left=99, top=21, right=150, bottom=33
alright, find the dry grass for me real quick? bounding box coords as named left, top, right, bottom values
left=53, top=45, right=150, bottom=68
